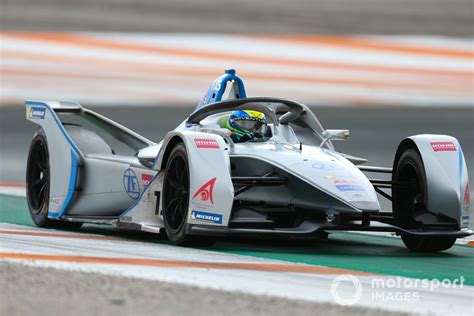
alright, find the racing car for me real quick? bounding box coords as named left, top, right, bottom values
left=25, top=69, right=471, bottom=252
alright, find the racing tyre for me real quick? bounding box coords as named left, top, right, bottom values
left=26, top=128, right=82, bottom=229
left=162, top=143, right=214, bottom=247
left=393, top=148, right=455, bottom=252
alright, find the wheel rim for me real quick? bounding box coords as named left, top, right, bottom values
left=163, top=154, right=189, bottom=232
left=27, top=139, right=49, bottom=214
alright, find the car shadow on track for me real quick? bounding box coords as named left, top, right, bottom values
left=76, top=224, right=466, bottom=259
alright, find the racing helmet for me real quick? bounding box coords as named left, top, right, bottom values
left=226, top=110, right=268, bottom=143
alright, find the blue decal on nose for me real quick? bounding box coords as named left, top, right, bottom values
left=336, top=184, right=365, bottom=192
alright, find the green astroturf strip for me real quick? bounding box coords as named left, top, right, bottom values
left=0, top=194, right=34, bottom=226
left=210, top=235, right=474, bottom=284
left=1, top=194, right=473, bottom=284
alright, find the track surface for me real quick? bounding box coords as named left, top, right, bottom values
left=1, top=194, right=473, bottom=315
left=1, top=262, right=406, bottom=316
left=1, top=0, right=473, bottom=37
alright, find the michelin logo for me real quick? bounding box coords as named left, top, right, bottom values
left=28, top=107, right=46, bottom=119
left=190, top=210, right=222, bottom=224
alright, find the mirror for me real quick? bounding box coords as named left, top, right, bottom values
left=320, top=129, right=350, bottom=148
left=322, top=129, right=350, bottom=140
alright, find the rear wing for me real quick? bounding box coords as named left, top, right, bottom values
left=25, top=100, right=155, bottom=219
left=26, top=100, right=84, bottom=218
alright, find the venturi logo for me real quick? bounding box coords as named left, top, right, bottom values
left=192, top=178, right=216, bottom=204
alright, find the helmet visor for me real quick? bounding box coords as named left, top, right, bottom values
left=234, top=118, right=267, bottom=135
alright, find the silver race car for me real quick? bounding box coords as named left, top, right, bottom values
left=25, top=69, right=471, bottom=252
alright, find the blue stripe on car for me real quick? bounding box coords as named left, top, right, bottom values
left=25, top=101, right=81, bottom=217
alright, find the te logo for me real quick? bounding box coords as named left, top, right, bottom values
left=192, top=178, right=216, bottom=204
left=123, top=168, right=140, bottom=199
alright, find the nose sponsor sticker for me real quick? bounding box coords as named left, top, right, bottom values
left=336, top=184, right=365, bottom=192
left=312, top=162, right=343, bottom=170
left=334, top=179, right=357, bottom=184
left=345, top=192, right=369, bottom=201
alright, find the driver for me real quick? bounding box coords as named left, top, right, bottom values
left=226, top=110, right=268, bottom=143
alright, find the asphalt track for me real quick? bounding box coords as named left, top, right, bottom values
left=0, top=262, right=409, bottom=316
left=0, top=194, right=473, bottom=315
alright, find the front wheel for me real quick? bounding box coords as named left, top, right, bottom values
left=162, top=143, right=214, bottom=247
left=26, top=128, right=82, bottom=229
left=392, top=148, right=455, bottom=252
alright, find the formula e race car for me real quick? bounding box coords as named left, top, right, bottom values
left=25, top=69, right=471, bottom=252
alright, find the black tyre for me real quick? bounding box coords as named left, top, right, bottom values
left=162, top=143, right=214, bottom=246
left=393, top=148, right=455, bottom=252
left=26, top=128, right=82, bottom=229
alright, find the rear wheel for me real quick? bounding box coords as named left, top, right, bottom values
left=393, top=149, right=455, bottom=252
left=26, top=128, right=82, bottom=229
left=162, top=143, right=214, bottom=246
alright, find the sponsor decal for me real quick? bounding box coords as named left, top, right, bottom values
left=190, top=210, right=223, bottom=224
left=50, top=197, right=63, bottom=206
left=123, top=168, right=140, bottom=199
left=464, top=182, right=470, bottom=207
left=213, top=82, right=222, bottom=91
left=192, top=177, right=216, bottom=204
left=430, top=142, right=456, bottom=152
left=336, top=184, right=365, bottom=192
left=334, top=179, right=358, bottom=184
left=312, top=162, right=343, bottom=170
left=194, top=138, right=220, bottom=149
left=28, top=107, right=46, bottom=119
left=141, top=173, right=154, bottom=187
left=462, top=215, right=470, bottom=225
left=346, top=192, right=369, bottom=201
